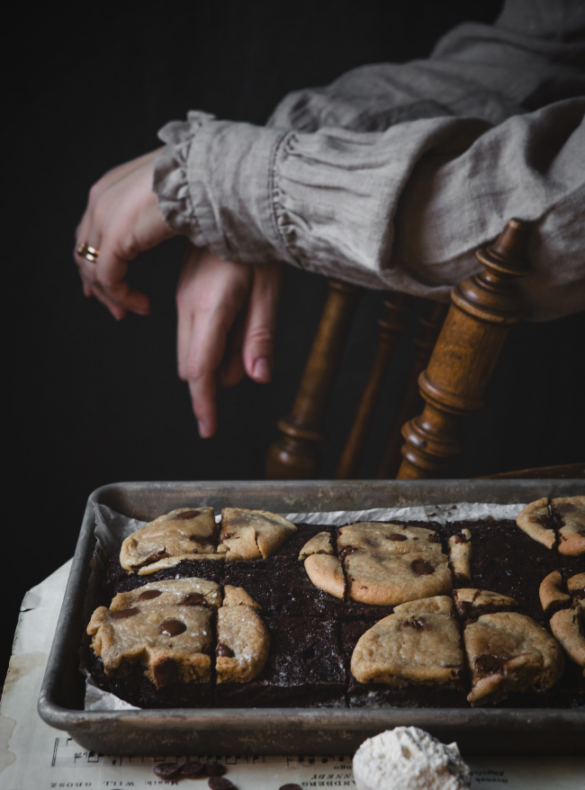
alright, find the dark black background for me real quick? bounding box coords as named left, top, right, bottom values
left=6, top=0, right=584, bottom=680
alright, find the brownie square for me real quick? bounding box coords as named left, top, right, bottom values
left=340, top=621, right=467, bottom=708
left=87, top=653, right=213, bottom=709
left=215, top=616, right=347, bottom=708
left=443, top=520, right=585, bottom=625
left=271, top=524, right=338, bottom=560
left=223, top=557, right=344, bottom=617
left=108, top=556, right=224, bottom=595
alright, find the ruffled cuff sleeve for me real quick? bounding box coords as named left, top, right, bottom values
left=154, top=111, right=289, bottom=263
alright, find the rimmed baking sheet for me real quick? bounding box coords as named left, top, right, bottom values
left=38, top=479, right=585, bottom=756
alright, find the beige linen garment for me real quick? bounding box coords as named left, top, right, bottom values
left=153, top=0, right=585, bottom=321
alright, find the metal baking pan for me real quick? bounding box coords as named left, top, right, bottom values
left=38, top=479, right=585, bottom=756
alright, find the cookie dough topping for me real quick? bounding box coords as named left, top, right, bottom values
left=218, top=508, right=297, bottom=560
left=448, top=529, right=472, bottom=582
left=539, top=571, right=570, bottom=614
left=453, top=589, right=517, bottom=620
left=339, top=523, right=451, bottom=607
left=298, top=531, right=334, bottom=560
left=119, top=507, right=217, bottom=572
left=552, top=496, right=585, bottom=556
left=304, top=554, right=345, bottom=600
left=351, top=596, right=464, bottom=688
left=216, top=589, right=270, bottom=684
left=567, top=572, right=585, bottom=599
left=352, top=727, right=470, bottom=790
left=464, top=611, right=564, bottom=705
left=87, top=578, right=220, bottom=688
left=516, top=498, right=556, bottom=549
left=550, top=601, right=585, bottom=674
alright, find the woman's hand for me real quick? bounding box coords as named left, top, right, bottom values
left=74, top=149, right=176, bottom=320
left=177, top=246, right=282, bottom=437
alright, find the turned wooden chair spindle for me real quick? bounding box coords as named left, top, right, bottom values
left=265, top=279, right=361, bottom=480
left=398, top=218, right=531, bottom=479
left=335, top=292, right=411, bottom=479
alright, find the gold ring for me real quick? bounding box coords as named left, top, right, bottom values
left=76, top=242, right=100, bottom=263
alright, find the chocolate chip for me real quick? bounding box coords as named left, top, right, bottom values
left=138, top=589, right=162, bottom=601
left=153, top=762, right=181, bottom=779
left=427, top=532, right=440, bottom=543
left=153, top=657, right=179, bottom=686
left=160, top=619, right=187, bottom=637
left=204, top=762, right=227, bottom=776
left=475, top=654, right=509, bottom=676
left=555, top=503, right=576, bottom=514
left=181, top=761, right=204, bottom=778
left=280, top=785, right=303, bottom=790
left=179, top=592, right=207, bottom=606
left=403, top=617, right=428, bottom=630
left=411, top=559, right=434, bottom=575
left=388, top=533, right=407, bottom=541
left=175, top=509, right=201, bottom=520
left=217, top=643, right=235, bottom=658
left=111, top=607, right=140, bottom=620
left=208, top=778, right=234, bottom=790
left=338, top=546, right=358, bottom=560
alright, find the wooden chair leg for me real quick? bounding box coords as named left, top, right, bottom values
left=335, top=293, right=411, bottom=479
left=265, top=279, right=361, bottom=480
left=376, top=299, right=449, bottom=479
left=397, top=219, right=531, bottom=480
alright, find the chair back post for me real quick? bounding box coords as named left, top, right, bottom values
left=376, top=299, right=449, bottom=479
left=266, top=279, right=361, bottom=479
left=397, top=218, right=531, bottom=479
left=335, top=292, right=411, bottom=479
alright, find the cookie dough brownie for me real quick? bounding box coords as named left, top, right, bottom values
left=215, top=616, right=347, bottom=708
left=87, top=578, right=220, bottom=708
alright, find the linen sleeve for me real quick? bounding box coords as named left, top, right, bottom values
left=267, top=0, right=585, bottom=132
left=154, top=98, right=585, bottom=320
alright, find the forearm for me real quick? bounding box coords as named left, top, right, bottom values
left=154, top=98, right=585, bottom=321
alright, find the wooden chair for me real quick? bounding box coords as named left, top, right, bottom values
left=266, top=218, right=536, bottom=480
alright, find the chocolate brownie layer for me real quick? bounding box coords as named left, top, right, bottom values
left=215, top=616, right=346, bottom=708
left=108, top=556, right=224, bottom=595
left=223, top=558, right=344, bottom=617
left=88, top=653, right=214, bottom=708
left=441, top=520, right=585, bottom=625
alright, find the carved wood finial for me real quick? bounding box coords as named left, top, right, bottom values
left=265, top=279, right=361, bottom=480
left=335, top=292, right=411, bottom=479
left=397, top=219, right=531, bottom=480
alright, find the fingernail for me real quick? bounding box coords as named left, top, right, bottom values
left=198, top=420, right=210, bottom=438
left=253, top=357, right=271, bottom=382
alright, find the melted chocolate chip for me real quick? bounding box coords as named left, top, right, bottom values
left=338, top=546, right=358, bottom=561
left=555, top=503, right=577, bottom=515
left=181, top=761, right=204, bottom=778
left=138, top=589, right=162, bottom=601
left=411, top=559, right=435, bottom=575
left=403, top=617, right=428, bottom=630
left=175, top=509, right=201, bottom=520
left=475, top=654, right=509, bottom=676
left=217, top=643, right=235, bottom=658
left=160, top=619, right=187, bottom=637
left=208, top=778, right=234, bottom=790
left=111, top=607, right=140, bottom=620
left=388, top=533, right=408, bottom=541
left=204, top=762, right=227, bottom=776
left=153, top=657, right=179, bottom=686
left=180, top=592, right=207, bottom=606
left=153, top=762, right=182, bottom=779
